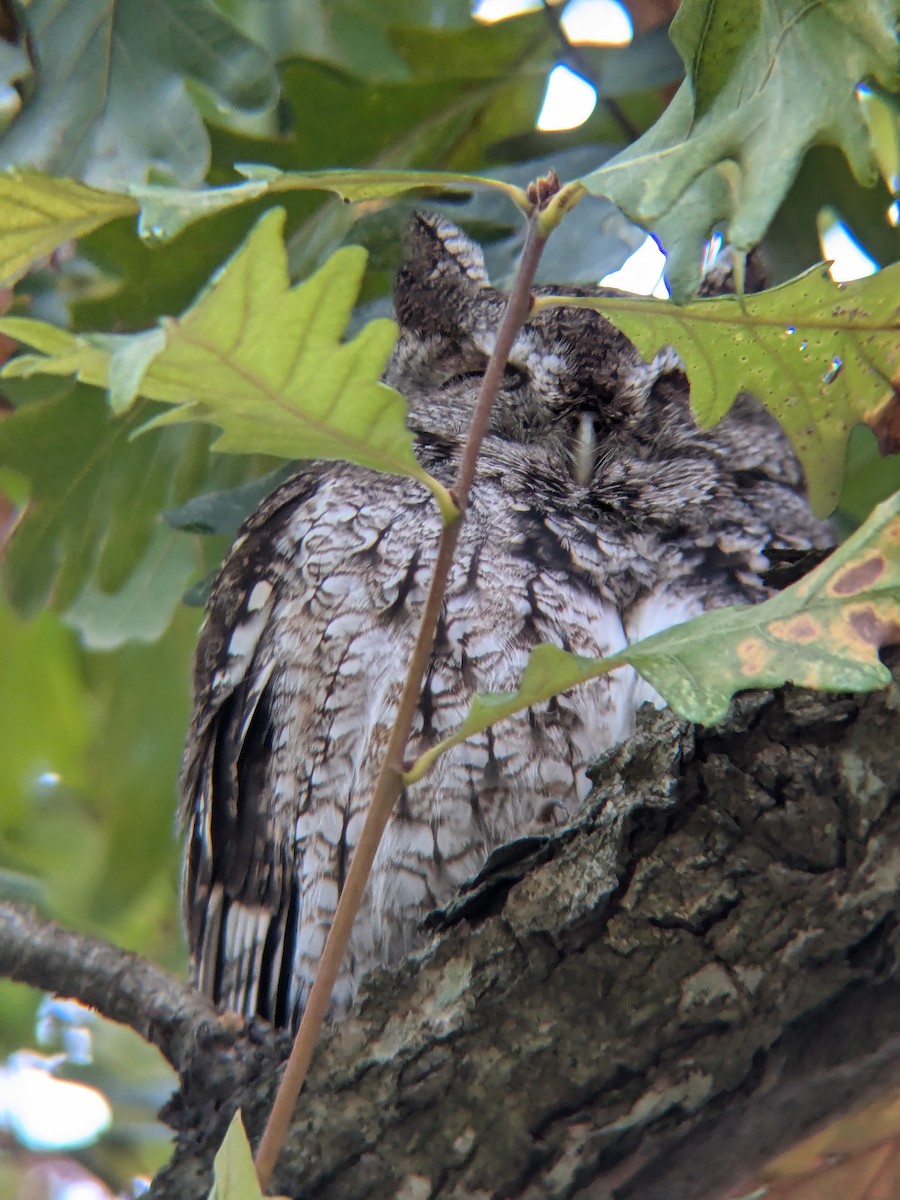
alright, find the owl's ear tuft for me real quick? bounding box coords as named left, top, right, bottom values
left=405, top=213, right=489, bottom=286
left=394, top=214, right=494, bottom=337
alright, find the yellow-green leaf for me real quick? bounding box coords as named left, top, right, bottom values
left=0, top=170, right=137, bottom=286
left=533, top=263, right=900, bottom=515
left=0, top=165, right=526, bottom=289
left=2, top=321, right=170, bottom=414
left=208, top=1111, right=278, bottom=1200
left=0, top=208, right=455, bottom=519
left=131, top=165, right=529, bottom=242
left=1, top=318, right=117, bottom=393
left=858, top=86, right=900, bottom=198
left=406, top=491, right=900, bottom=783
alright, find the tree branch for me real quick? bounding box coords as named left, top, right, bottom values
left=149, top=651, right=900, bottom=1199
left=0, top=902, right=222, bottom=1073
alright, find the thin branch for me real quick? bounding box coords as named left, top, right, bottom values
left=541, top=0, right=640, bottom=142
left=253, top=194, right=556, bottom=1191
left=0, top=902, right=221, bottom=1072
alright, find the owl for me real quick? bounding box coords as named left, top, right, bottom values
left=179, top=214, right=831, bottom=1031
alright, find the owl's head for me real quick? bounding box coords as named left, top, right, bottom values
left=381, top=214, right=826, bottom=553
left=384, top=213, right=689, bottom=486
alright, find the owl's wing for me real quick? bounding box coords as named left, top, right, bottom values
left=179, top=472, right=320, bottom=1026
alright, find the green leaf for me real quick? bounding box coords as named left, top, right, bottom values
left=0, top=318, right=125, bottom=396
left=0, top=0, right=278, bottom=187
left=74, top=201, right=299, bottom=333
left=407, top=491, right=900, bottom=783
left=533, top=263, right=900, bottom=515
left=580, top=0, right=900, bottom=294
left=129, top=43, right=548, bottom=292
left=267, top=48, right=552, bottom=279
left=0, top=602, right=91, bottom=829
left=764, top=145, right=897, bottom=285
left=219, top=0, right=477, bottom=82
left=210, top=19, right=554, bottom=182
left=142, top=211, right=443, bottom=500
left=858, top=85, right=900, bottom=197
left=80, top=609, right=199, bottom=941
left=0, top=589, right=198, bottom=958
left=130, top=166, right=528, bottom=242
left=63, top=522, right=200, bottom=650
left=0, top=323, right=168, bottom=414
left=837, top=426, right=900, bottom=532
left=0, top=171, right=137, bottom=286
left=1, top=209, right=456, bottom=519
left=0, top=382, right=216, bottom=624
left=208, top=1112, right=268, bottom=1200
left=164, top=465, right=296, bottom=536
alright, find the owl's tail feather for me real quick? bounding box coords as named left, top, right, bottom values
left=197, top=884, right=301, bottom=1025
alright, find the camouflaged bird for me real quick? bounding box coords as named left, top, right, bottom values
left=179, top=215, right=832, bottom=1030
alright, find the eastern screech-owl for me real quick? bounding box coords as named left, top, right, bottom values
left=180, top=214, right=831, bottom=1030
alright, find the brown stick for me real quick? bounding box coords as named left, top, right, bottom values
left=252, top=202, right=554, bottom=1190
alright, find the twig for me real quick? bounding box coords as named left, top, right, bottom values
left=0, top=901, right=220, bottom=1073
left=541, top=0, right=640, bottom=142
left=252, top=186, right=557, bottom=1191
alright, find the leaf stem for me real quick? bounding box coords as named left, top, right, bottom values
left=252, top=206, right=551, bottom=1192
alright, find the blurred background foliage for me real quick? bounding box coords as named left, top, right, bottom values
left=0, top=0, right=896, bottom=1193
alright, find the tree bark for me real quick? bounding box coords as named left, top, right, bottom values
left=0, top=903, right=221, bottom=1071
left=138, top=650, right=900, bottom=1200
left=3, top=661, right=897, bottom=1198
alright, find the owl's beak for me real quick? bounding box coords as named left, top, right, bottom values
left=573, top=411, right=597, bottom=486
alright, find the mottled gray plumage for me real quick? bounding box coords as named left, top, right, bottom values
left=180, top=216, right=831, bottom=1030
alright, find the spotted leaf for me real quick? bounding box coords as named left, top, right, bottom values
left=534, top=263, right=900, bottom=515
